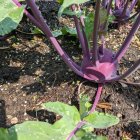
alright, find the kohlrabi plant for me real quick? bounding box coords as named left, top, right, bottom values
left=0, top=99, right=119, bottom=140
left=0, top=0, right=140, bottom=125
left=114, top=0, right=139, bottom=21
left=102, top=0, right=139, bottom=22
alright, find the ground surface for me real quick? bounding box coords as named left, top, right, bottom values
left=0, top=1, right=140, bottom=140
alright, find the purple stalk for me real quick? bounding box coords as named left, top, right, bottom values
left=92, top=0, right=101, bottom=65
left=99, top=35, right=105, bottom=55
left=12, top=0, right=83, bottom=76
left=99, top=0, right=113, bottom=55
left=107, top=58, right=140, bottom=82
left=79, top=16, right=90, bottom=60
left=125, top=10, right=140, bottom=22
left=23, top=0, right=84, bottom=76
left=103, top=0, right=113, bottom=30
left=121, top=0, right=129, bottom=19
left=89, top=84, right=103, bottom=113
left=66, top=121, right=86, bottom=140
left=67, top=84, right=103, bottom=139
left=115, top=0, right=121, bottom=9
left=72, top=10, right=90, bottom=60
left=129, top=0, right=138, bottom=13
left=25, top=0, right=52, bottom=37
left=74, top=16, right=90, bottom=60
left=114, top=13, right=140, bottom=62
left=102, top=0, right=109, bottom=8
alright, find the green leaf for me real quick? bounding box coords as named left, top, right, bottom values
left=0, top=0, right=24, bottom=36
left=81, top=133, right=108, bottom=140
left=79, top=94, right=91, bottom=119
left=85, top=12, right=94, bottom=44
left=9, top=121, right=52, bottom=140
left=64, top=26, right=77, bottom=36
left=42, top=101, right=81, bottom=125
left=99, top=8, right=108, bottom=25
left=72, top=132, right=108, bottom=140
left=83, top=111, right=119, bottom=129
left=75, top=129, right=86, bottom=138
left=57, top=0, right=64, bottom=4
left=58, top=0, right=90, bottom=17
left=0, top=128, right=10, bottom=140
left=9, top=120, right=76, bottom=140
left=62, top=8, right=84, bottom=17
left=31, top=27, right=43, bottom=34
left=52, top=30, right=63, bottom=37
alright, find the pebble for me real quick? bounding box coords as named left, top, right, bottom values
left=7, top=115, right=13, bottom=119
left=11, top=117, right=18, bottom=124
left=117, top=113, right=122, bottom=118
left=130, top=103, right=134, bottom=108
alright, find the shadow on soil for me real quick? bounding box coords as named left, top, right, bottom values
left=0, top=1, right=140, bottom=139
left=0, top=100, right=6, bottom=128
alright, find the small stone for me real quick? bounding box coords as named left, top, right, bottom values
left=23, top=94, right=26, bottom=97
left=130, top=103, right=134, bottom=108
left=25, top=118, right=28, bottom=121
left=7, top=115, right=13, bottom=119
left=120, top=83, right=128, bottom=88
left=24, top=112, right=27, bottom=116
left=11, top=117, right=18, bottom=124
left=117, top=113, right=122, bottom=118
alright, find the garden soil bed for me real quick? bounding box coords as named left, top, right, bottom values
left=0, top=1, right=140, bottom=140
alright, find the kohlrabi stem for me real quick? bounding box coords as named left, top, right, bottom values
left=114, top=13, right=140, bottom=62
left=23, top=0, right=83, bottom=76
left=99, top=35, right=105, bottom=55
left=92, top=0, right=101, bottom=65
left=26, top=0, right=52, bottom=37
left=72, top=6, right=90, bottom=60
left=66, top=121, right=86, bottom=140
left=103, top=0, right=113, bottom=30
left=119, top=80, right=140, bottom=86
left=122, top=0, right=129, bottom=19
left=129, top=0, right=138, bottom=12
left=80, top=16, right=90, bottom=60
left=102, top=0, right=108, bottom=8
left=89, top=84, right=103, bottom=113
left=73, top=16, right=90, bottom=60
left=115, top=0, right=121, bottom=9
left=125, top=10, right=140, bottom=22
left=107, top=59, right=140, bottom=82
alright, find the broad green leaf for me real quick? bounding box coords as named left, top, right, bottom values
left=42, top=101, right=81, bottom=124
left=85, top=12, right=94, bottom=42
left=58, top=0, right=90, bottom=17
left=81, top=133, right=108, bottom=140
left=9, top=121, right=53, bottom=140
left=62, top=8, right=83, bottom=17
left=0, top=128, right=10, bottom=140
left=9, top=120, right=75, bottom=140
left=79, top=94, right=91, bottom=119
left=83, top=111, right=119, bottom=129
left=0, top=0, right=24, bottom=36
left=73, top=132, right=108, bottom=140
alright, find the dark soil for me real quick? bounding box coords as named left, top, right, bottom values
left=0, top=1, right=140, bottom=140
